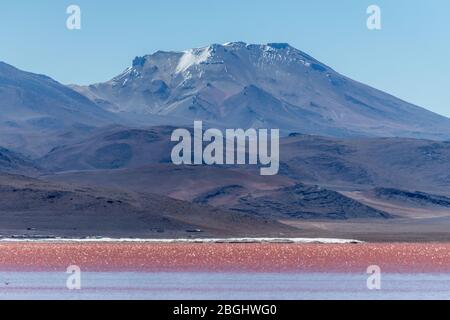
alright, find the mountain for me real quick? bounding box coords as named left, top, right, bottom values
left=0, top=62, right=120, bottom=156
left=73, top=42, right=450, bottom=140
left=41, top=124, right=450, bottom=220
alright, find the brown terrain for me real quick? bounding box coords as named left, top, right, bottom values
left=1, top=126, right=450, bottom=241
left=0, top=172, right=299, bottom=239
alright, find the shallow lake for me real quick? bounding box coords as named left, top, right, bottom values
left=0, top=272, right=449, bottom=300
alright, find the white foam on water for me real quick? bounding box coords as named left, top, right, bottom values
left=0, top=237, right=363, bottom=244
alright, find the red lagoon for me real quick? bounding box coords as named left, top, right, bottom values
left=0, top=242, right=449, bottom=273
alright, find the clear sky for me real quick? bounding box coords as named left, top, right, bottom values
left=1, top=0, right=449, bottom=117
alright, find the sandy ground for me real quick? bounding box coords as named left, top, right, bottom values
left=273, top=190, right=450, bottom=242
left=342, top=191, right=450, bottom=219
left=0, top=242, right=450, bottom=273
left=281, top=218, right=450, bottom=242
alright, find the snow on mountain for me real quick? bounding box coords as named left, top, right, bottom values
left=73, top=42, right=450, bottom=140
left=176, top=47, right=212, bottom=73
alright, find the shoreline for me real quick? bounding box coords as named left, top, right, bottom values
left=0, top=237, right=363, bottom=244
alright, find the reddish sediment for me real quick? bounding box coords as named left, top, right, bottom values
left=0, top=242, right=450, bottom=273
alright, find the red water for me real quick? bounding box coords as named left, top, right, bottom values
left=1, top=242, right=449, bottom=273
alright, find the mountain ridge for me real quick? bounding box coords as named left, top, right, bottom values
left=71, top=42, right=450, bottom=140
left=0, top=61, right=123, bottom=156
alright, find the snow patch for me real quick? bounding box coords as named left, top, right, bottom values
left=113, top=67, right=140, bottom=84
left=176, top=47, right=211, bottom=73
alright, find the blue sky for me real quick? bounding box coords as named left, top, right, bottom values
left=1, top=0, right=449, bottom=117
